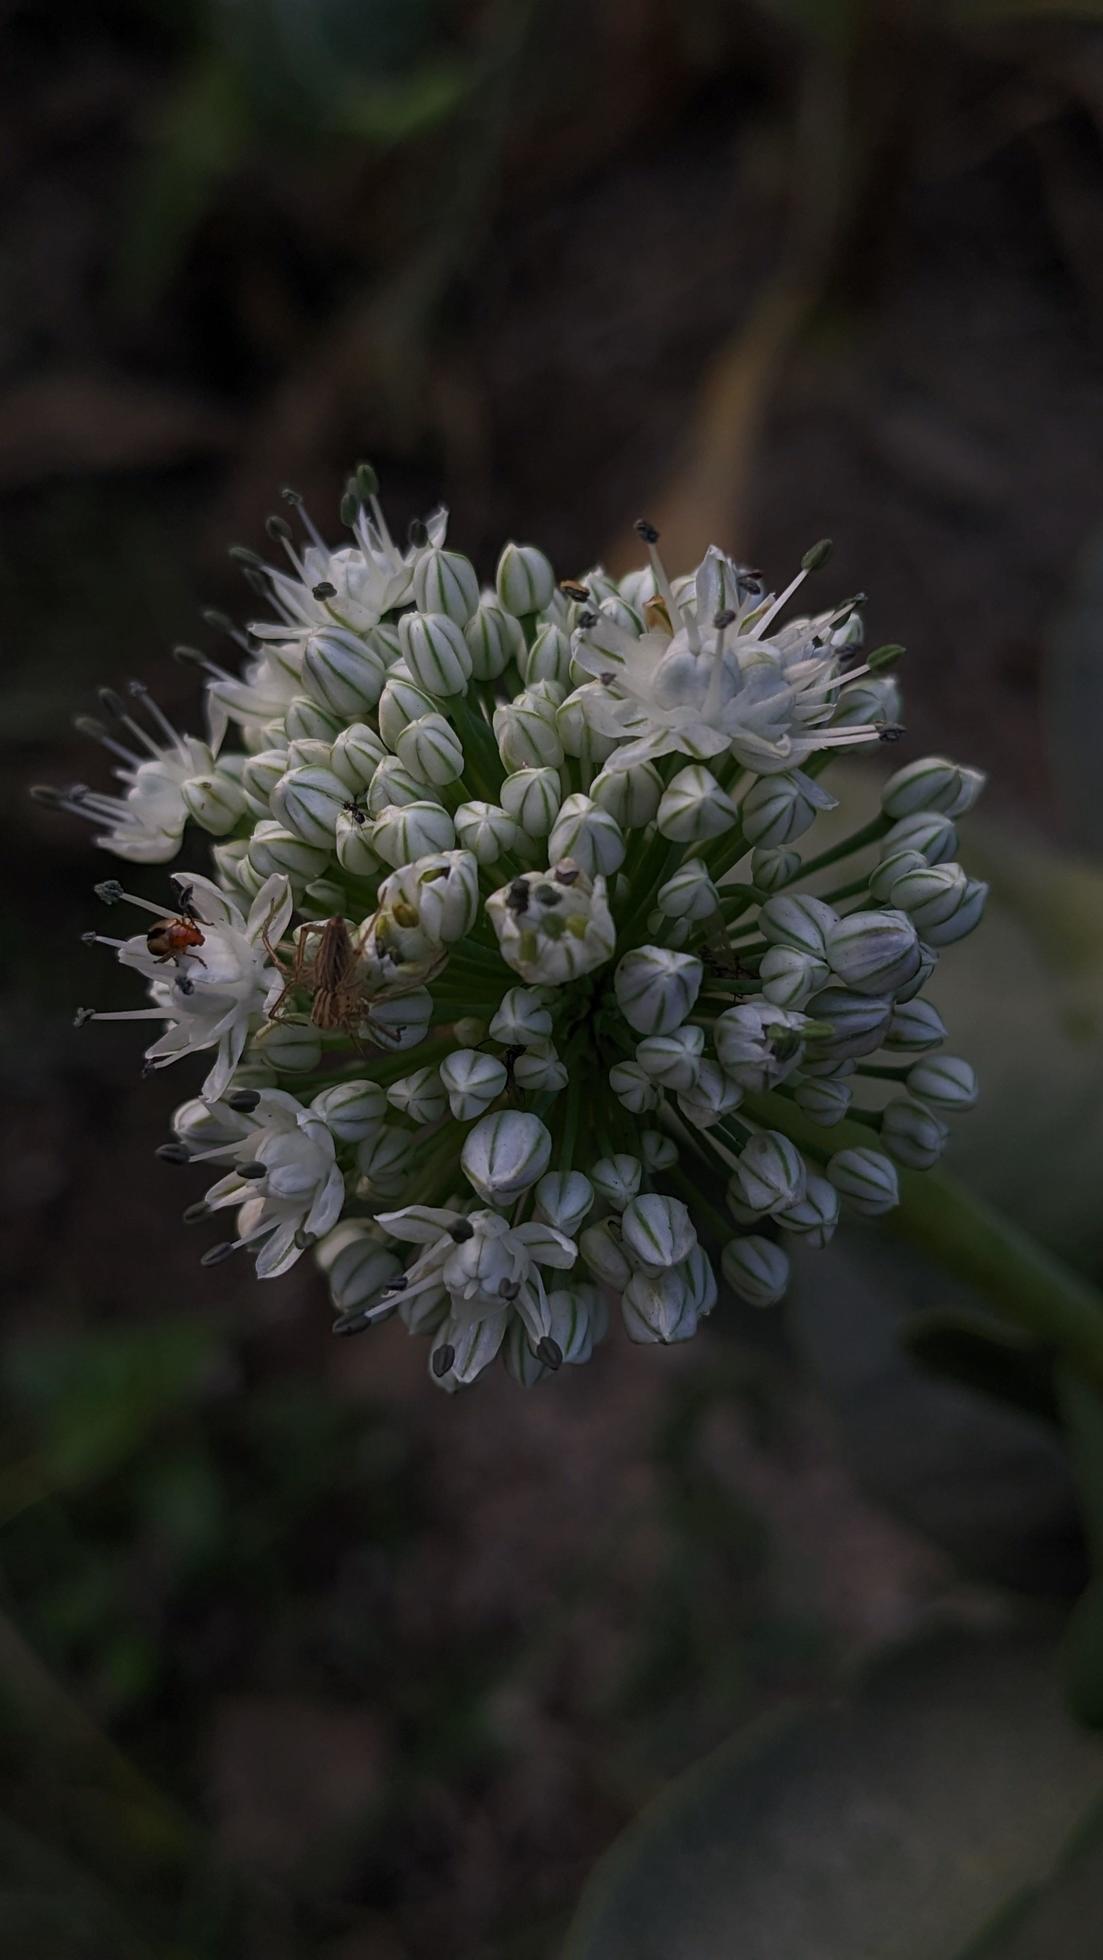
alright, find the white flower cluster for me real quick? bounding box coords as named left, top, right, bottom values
left=39, top=468, right=986, bottom=1389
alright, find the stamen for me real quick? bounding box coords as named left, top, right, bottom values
left=201, top=608, right=253, bottom=653
left=227, top=1090, right=261, bottom=1112
left=333, top=1296, right=399, bottom=1336
left=156, top=1144, right=192, bottom=1164
left=127, top=681, right=183, bottom=750
left=72, top=717, right=142, bottom=765
left=200, top=1243, right=239, bottom=1266
left=94, top=881, right=173, bottom=920
left=432, top=1343, right=455, bottom=1378
left=536, top=1336, right=563, bottom=1370
left=634, top=518, right=696, bottom=651
left=173, top=645, right=235, bottom=682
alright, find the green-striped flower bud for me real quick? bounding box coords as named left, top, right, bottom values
left=825, top=908, right=921, bottom=996
left=387, top=1066, right=448, bottom=1126
left=657, top=764, right=739, bottom=842
left=488, top=987, right=553, bottom=1045
left=881, top=757, right=986, bottom=820
left=722, top=1236, right=789, bottom=1307
left=365, top=758, right=426, bottom=815
left=513, top=1041, right=568, bottom=1094
left=580, top=1219, right=634, bottom=1289
left=884, top=997, right=947, bottom=1051
left=251, top=1019, right=323, bottom=1074
left=248, top=820, right=332, bottom=884
left=590, top=759, right=663, bottom=829
left=357, top=1125, right=413, bottom=1197
left=549, top=793, right=625, bottom=878
left=751, top=847, right=800, bottom=894
left=302, top=627, right=388, bottom=716
left=270, top=764, right=349, bottom=847
left=462, top=1110, right=552, bottom=1204
left=741, top=769, right=838, bottom=847
left=465, top=597, right=525, bottom=681
left=369, top=799, right=455, bottom=867
left=759, top=944, right=829, bottom=1010
left=677, top=1060, right=744, bottom=1129
left=534, top=1171, right=595, bottom=1236
left=316, top=1223, right=402, bottom=1315
left=181, top=770, right=246, bottom=836
left=657, top=858, right=720, bottom=922
left=776, top=1173, right=841, bottom=1248
left=792, top=1077, right=852, bottom=1125
left=805, top=987, right=892, bottom=1061
left=636, top=1024, right=704, bottom=1091
left=284, top=695, right=343, bottom=743
left=439, top=1048, right=508, bottom=1121
left=523, top=621, right=572, bottom=688
left=609, top=1059, right=660, bottom=1113
left=621, top=1265, right=700, bottom=1344
left=621, top=1194, right=697, bottom=1273
left=396, top=713, right=465, bottom=787
left=827, top=1145, right=899, bottom=1215
left=496, top=541, right=556, bottom=617
left=880, top=810, right=958, bottom=865
left=493, top=692, right=565, bottom=770
left=335, top=806, right=382, bottom=877
left=455, top=799, right=525, bottom=865
left=500, top=766, right=562, bottom=839
left=310, top=1079, right=388, bottom=1143
left=398, top=610, right=472, bottom=696
left=591, top=1154, right=642, bottom=1209
left=330, top=721, right=388, bottom=792
left=732, top=1131, right=807, bottom=1214
left=760, top=894, right=838, bottom=957
left=641, top=1131, right=678, bottom=1171
left=907, top=1054, right=977, bottom=1111
left=412, top=547, right=480, bottom=625
left=241, top=748, right=290, bottom=818
left=614, top=945, right=702, bottom=1036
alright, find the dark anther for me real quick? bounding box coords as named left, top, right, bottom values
left=355, top=461, right=379, bottom=498
left=293, top=1229, right=317, bottom=1250
left=29, top=785, right=68, bottom=806
left=182, top=1201, right=211, bottom=1224
left=554, top=863, right=580, bottom=886
left=175, top=974, right=195, bottom=997
left=344, top=799, right=367, bottom=825
left=80, top=931, right=98, bottom=946
left=878, top=724, right=905, bottom=743
left=432, top=1344, right=455, bottom=1378
left=94, top=880, right=124, bottom=904
left=281, top=485, right=303, bottom=506
left=97, top=687, right=126, bottom=718
left=506, top=879, right=530, bottom=915
left=498, top=1278, right=521, bottom=1301
left=312, top=581, right=337, bottom=601
left=736, top=572, right=764, bottom=600
left=340, top=489, right=360, bottom=529
left=383, top=1274, right=409, bottom=1294
left=408, top=517, right=428, bottom=548
left=449, top=1220, right=475, bottom=1243
left=634, top=518, right=660, bottom=545
left=560, top=580, right=590, bottom=603
left=228, top=1090, right=261, bottom=1112
left=536, top=1336, right=563, bottom=1370
left=242, top=567, right=270, bottom=601
left=599, top=670, right=615, bottom=686
left=201, top=1243, right=237, bottom=1266
left=534, top=884, right=561, bottom=906
left=201, top=608, right=236, bottom=636
left=577, top=610, right=599, bottom=629
left=156, top=1143, right=191, bottom=1165
left=265, top=514, right=293, bottom=544
left=238, top=1161, right=267, bottom=1181
left=801, top=538, right=833, bottom=573
left=228, top=545, right=264, bottom=568
left=332, top=1304, right=388, bottom=1337
left=73, top=1007, right=96, bottom=1028
left=713, top=608, right=736, bottom=630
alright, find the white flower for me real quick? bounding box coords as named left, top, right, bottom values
left=81, top=873, right=292, bottom=1100
left=200, top=1088, right=347, bottom=1278
left=487, top=863, right=616, bottom=985
left=41, top=689, right=219, bottom=862
left=247, top=487, right=446, bottom=647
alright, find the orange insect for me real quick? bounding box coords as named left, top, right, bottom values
left=262, top=914, right=444, bottom=1050
left=145, top=885, right=206, bottom=965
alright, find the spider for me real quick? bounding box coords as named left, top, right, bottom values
left=262, top=914, right=444, bottom=1051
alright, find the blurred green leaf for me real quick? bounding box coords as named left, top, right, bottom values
left=564, top=1635, right=1103, bottom=1960
left=4, top=1318, right=221, bottom=1491
left=1045, top=531, right=1103, bottom=863
left=117, top=54, right=246, bottom=313
left=903, top=1310, right=1058, bottom=1424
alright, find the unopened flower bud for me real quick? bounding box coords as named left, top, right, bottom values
left=657, top=765, right=739, bottom=842
left=805, top=987, right=892, bottom=1061
left=378, top=674, right=437, bottom=748
left=548, top=793, right=625, bottom=878
left=252, top=1019, right=323, bottom=1074
left=369, top=800, right=455, bottom=867
left=881, top=811, right=958, bottom=865
left=590, top=760, right=663, bottom=829
left=396, top=713, right=465, bottom=787
left=356, top=1126, right=412, bottom=1196
left=641, top=1130, right=678, bottom=1171
left=881, top=756, right=986, bottom=820
left=760, top=894, right=838, bottom=957
left=398, top=610, right=472, bottom=696
left=827, top=1145, right=900, bottom=1215
left=881, top=1096, right=948, bottom=1170
left=335, top=806, right=381, bottom=877
left=535, top=1171, right=594, bottom=1235
left=621, top=1266, right=700, bottom=1344
left=284, top=695, right=342, bottom=743
left=316, top=1222, right=402, bottom=1314
left=906, top=1054, right=977, bottom=1110
left=868, top=848, right=927, bottom=903
left=776, top=1174, right=841, bottom=1249
left=500, top=766, right=562, bottom=839
left=591, top=1154, right=642, bottom=1209
left=241, top=749, right=290, bottom=817
left=439, top=1048, right=507, bottom=1120
left=621, top=1194, right=696, bottom=1273
left=302, top=627, right=388, bottom=716
left=413, top=547, right=480, bottom=625
left=741, top=769, right=838, bottom=847
left=614, top=945, right=702, bottom=1036
left=311, top=1078, right=387, bottom=1142
left=523, top=621, right=572, bottom=688
left=248, top=820, right=332, bottom=884
left=884, top=997, right=947, bottom=1051
left=465, top=598, right=525, bottom=680
left=721, top=1236, right=789, bottom=1307
left=580, top=1219, right=633, bottom=1288
left=181, top=771, right=246, bottom=836
left=488, top=987, right=553, bottom=1045
left=678, top=1060, right=744, bottom=1129
left=792, top=1077, right=852, bottom=1125
left=366, top=987, right=433, bottom=1051
left=657, top=858, right=720, bottom=922
left=825, top=908, right=921, bottom=996
left=513, top=1040, right=568, bottom=1094
left=455, top=800, right=525, bottom=865
left=752, top=847, right=800, bottom=894
left=494, top=693, right=565, bottom=770
left=497, top=542, right=556, bottom=617
left=733, top=1131, right=807, bottom=1214
left=365, top=758, right=425, bottom=814
left=760, top=944, right=829, bottom=1010
left=330, top=721, right=388, bottom=792
left=890, top=862, right=988, bottom=945
left=609, top=1059, right=660, bottom=1113
left=387, top=1066, right=448, bottom=1126
left=461, top=1110, right=551, bottom=1204
left=636, top=1024, right=704, bottom=1092
left=271, top=765, right=349, bottom=848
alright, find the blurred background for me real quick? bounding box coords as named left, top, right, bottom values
left=6, top=1, right=1103, bottom=1955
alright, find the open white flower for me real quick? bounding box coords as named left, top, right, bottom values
left=199, top=1089, right=347, bottom=1277
left=79, top=872, right=292, bottom=1100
